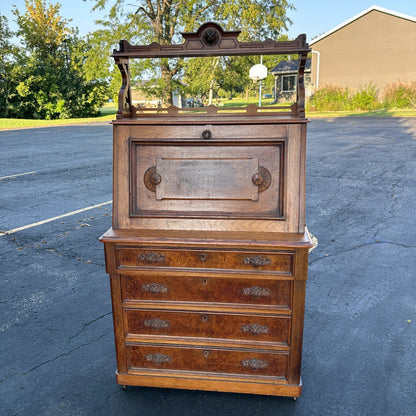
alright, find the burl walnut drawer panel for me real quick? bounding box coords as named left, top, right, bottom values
left=128, top=344, right=289, bottom=379
left=116, top=247, right=293, bottom=275
left=122, top=274, right=292, bottom=308
left=125, top=310, right=290, bottom=344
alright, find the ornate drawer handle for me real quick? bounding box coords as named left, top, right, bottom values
left=242, top=286, right=271, bottom=298
left=241, top=323, right=270, bottom=336
left=145, top=353, right=171, bottom=365
left=144, top=318, right=170, bottom=329
left=138, top=252, right=166, bottom=264
left=142, top=283, right=168, bottom=294
left=241, top=358, right=268, bottom=370
left=242, top=255, right=271, bottom=267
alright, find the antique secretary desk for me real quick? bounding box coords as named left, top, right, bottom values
left=100, top=22, right=312, bottom=398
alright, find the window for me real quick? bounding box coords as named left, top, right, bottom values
left=281, top=75, right=296, bottom=92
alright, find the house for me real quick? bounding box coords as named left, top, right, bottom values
left=270, top=58, right=312, bottom=103
left=310, top=5, right=416, bottom=95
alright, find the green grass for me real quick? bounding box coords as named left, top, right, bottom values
left=219, top=97, right=277, bottom=107
left=0, top=104, right=117, bottom=130
left=306, top=108, right=416, bottom=117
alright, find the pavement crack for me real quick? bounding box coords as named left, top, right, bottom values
left=309, top=240, right=416, bottom=265
left=69, top=312, right=112, bottom=340
left=22, top=331, right=111, bottom=376
left=92, top=389, right=122, bottom=414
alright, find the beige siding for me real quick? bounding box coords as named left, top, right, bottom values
left=311, top=10, right=416, bottom=94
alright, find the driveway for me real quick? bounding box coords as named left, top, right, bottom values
left=0, top=118, right=415, bottom=415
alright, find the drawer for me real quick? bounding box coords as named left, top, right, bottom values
left=125, top=310, right=290, bottom=345
left=116, top=247, right=293, bottom=275
left=122, top=274, right=292, bottom=309
left=128, top=344, right=289, bottom=379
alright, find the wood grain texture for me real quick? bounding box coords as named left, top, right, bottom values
left=115, top=246, right=293, bottom=274
left=127, top=344, right=289, bottom=378
left=121, top=274, right=292, bottom=308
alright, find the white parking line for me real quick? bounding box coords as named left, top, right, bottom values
left=0, top=171, right=36, bottom=180
left=0, top=201, right=112, bottom=236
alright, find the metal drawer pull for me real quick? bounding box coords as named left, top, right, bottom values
left=241, top=359, right=268, bottom=370
left=241, top=323, right=269, bottom=336
left=145, top=353, right=171, bottom=365
left=242, top=286, right=271, bottom=298
left=144, top=318, right=170, bottom=329
left=142, top=283, right=168, bottom=294
left=242, top=255, right=271, bottom=267
left=138, top=252, right=166, bottom=264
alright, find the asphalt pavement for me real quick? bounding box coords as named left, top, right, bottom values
left=0, top=118, right=415, bottom=415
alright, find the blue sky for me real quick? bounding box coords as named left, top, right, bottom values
left=2, top=0, right=416, bottom=42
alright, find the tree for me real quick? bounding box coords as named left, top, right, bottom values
left=86, top=0, right=294, bottom=103
left=10, top=0, right=108, bottom=119
left=0, top=15, right=19, bottom=117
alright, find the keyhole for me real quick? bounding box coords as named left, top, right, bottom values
left=200, top=253, right=207, bottom=262
left=203, top=350, right=209, bottom=358
left=201, top=315, right=209, bottom=322
left=202, top=278, right=208, bottom=286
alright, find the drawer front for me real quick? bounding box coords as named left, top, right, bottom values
left=125, top=310, right=290, bottom=344
left=116, top=247, right=293, bottom=274
left=122, top=274, right=292, bottom=308
left=128, top=344, right=289, bottom=378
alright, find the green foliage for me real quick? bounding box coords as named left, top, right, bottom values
left=351, top=83, right=379, bottom=111
left=382, top=82, right=416, bottom=109
left=308, top=83, right=385, bottom=112
left=308, top=84, right=351, bottom=111
left=0, top=1, right=109, bottom=120
left=0, top=15, right=20, bottom=117
left=87, top=0, right=295, bottom=104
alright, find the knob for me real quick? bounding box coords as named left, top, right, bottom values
left=202, top=130, right=212, bottom=140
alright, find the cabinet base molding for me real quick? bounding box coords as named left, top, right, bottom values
left=116, top=371, right=303, bottom=397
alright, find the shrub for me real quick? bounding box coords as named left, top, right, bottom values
left=382, top=82, right=416, bottom=109
left=308, top=83, right=383, bottom=112
left=308, top=84, right=350, bottom=111
left=351, top=83, right=381, bottom=111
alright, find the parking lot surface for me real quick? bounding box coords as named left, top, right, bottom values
left=1, top=118, right=415, bottom=415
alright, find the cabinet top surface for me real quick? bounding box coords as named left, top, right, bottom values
left=100, top=228, right=313, bottom=248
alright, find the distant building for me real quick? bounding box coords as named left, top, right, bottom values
left=310, top=5, right=416, bottom=95
left=270, top=58, right=312, bottom=103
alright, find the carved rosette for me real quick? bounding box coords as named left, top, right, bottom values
left=252, top=166, right=272, bottom=192
left=242, top=255, right=271, bottom=267
left=241, top=323, right=270, bottom=336
left=242, top=286, right=272, bottom=298
left=145, top=353, right=171, bottom=365
left=201, top=27, right=220, bottom=46
left=241, top=359, right=268, bottom=370
left=144, top=166, right=161, bottom=192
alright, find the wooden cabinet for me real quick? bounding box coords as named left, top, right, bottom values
left=101, top=22, right=312, bottom=398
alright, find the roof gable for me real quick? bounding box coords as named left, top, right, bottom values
left=270, top=58, right=311, bottom=74
left=310, top=5, right=416, bottom=45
